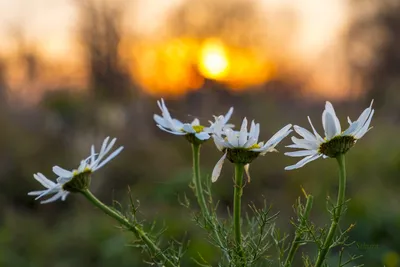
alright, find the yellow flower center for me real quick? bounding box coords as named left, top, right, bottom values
left=248, top=143, right=261, bottom=150
left=192, top=125, right=205, bottom=133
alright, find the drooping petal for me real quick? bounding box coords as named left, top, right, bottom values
left=244, top=164, right=251, bottom=183
left=212, top=152, right=227, bottom=183
left=285, top=154, right=322, bottom=170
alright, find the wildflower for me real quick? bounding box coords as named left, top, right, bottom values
left=154, top=98, right=233, bottom=144
left=28, top=137, right=123, bottom=203
left=285, top=100, right=374, bottom=170
left=212, top=118, right=292, bottom=182
left=28, top=173, right=69, bottom=204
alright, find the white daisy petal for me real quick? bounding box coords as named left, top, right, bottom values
left=325, top=101, right=341, bottom=134
left=157, top=125, right=186, bottom=135
left=28, top=190, right=48, bottom=196
left=213, top=135, right=226, bottom=151
left=223, top=107, right=234, bottom=124
left=285, top=154, right=322, bottom=170
left=52, top=166, right=73, bottom=178
left=172, top=119, right=184, bottom=129
left=284, top=150, right=317, bottom=157
left=244, top=137, right=258, bottom=149
left=290, top=137, right=318, bottom=149
left=153, top=114, right=169, bottom=129
left=99, top=136, right=110, bottom=156
left=182, top=124, right=196, bottom=133
left=342, top=121, right=360, bottom=136
left=244, top=164, right=251, bottom=183
left=93, top=146, right=124, bottom=171
left=323, top=111, right=339, bottom=140
left=354, top=109, right=374, bottom=139
left=294, top=125, right=316, bottom=142
left=307, top=116, right=324, bottom=143
left=90, top=145, right=96, bottom=165
left=212, top=152, right=227, bottom=183
left=265, top=124, right=292, bottom=147
left=40, top=191, right=65, bottom=204
left=191, top=118, right=200, bottom=126
left=226, top=129, right=239, bottom=147
left=238, top=118, right=248, bottom=147
left=33, top=173, right=56, bottom=188
left=195, top=132, right=210, bottom=140
left=61, top=192, right=69, bottom=201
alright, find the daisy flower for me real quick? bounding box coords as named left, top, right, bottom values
left=28, top=136, right=124, bottom=203
left=212, top=118, right=292, bottom=182
left=285, top=100, right=374, bottom=170
left=153, top=98, right=233, bottom=143
left=28, top=173, right=69, bottom=204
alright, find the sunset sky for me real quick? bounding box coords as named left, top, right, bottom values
left=0, top=0, right=353, bottom=99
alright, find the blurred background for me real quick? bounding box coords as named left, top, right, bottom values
left=0, top=0, right=399, bottom=266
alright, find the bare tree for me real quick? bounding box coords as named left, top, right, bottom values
left=76, top=0, right=132, bottom=100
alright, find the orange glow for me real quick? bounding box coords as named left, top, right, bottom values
left=130, top=38, right=204, bottom=96
left=129, top=37, right=276, bottom=95
left=198, top=39, right=229, bottom=80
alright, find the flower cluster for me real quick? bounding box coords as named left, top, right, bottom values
left=28, top=137, right=123, bottom=204
left=29, top=99, right=374, bottom=203
left=153, top=98, right=374, bottom=179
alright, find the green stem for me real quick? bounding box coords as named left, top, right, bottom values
left=191, top=144, right=230, bottom=261
left=192, top=144, right=209, bottom=216
left=234, top=163, right=245, bottom=261
left=80, top=189, right=177, bottom=267
left=315, top=154, right=346, bottom=267
left=284, top=195, right=314, bottom=267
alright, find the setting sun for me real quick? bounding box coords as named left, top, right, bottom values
left=198, top=40, right=230, bottom=80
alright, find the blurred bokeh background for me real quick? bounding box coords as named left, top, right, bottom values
left=0, top=0, right=399, bottom=266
